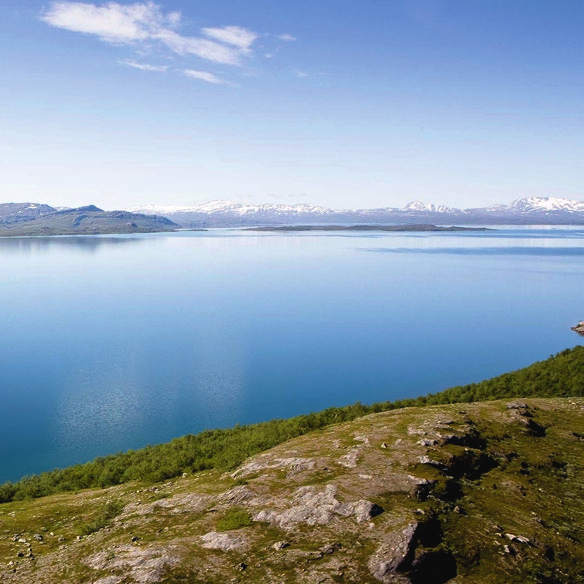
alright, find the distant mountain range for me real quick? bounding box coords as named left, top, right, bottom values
left=0, top=204, right=177, bottom=236
left=131, top=196, right=584, bottom=227
left=1, top=197, right=583, bottom=235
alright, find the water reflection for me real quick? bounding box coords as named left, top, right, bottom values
left=190, top=328, right=246, bottom=428
left=53, top=356, right=146, bottom=461
left=0, top=235, right=146, bottom=255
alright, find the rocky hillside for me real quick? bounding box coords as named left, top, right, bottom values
left=1, top=398, right=582, bottom=583
left=0, top=203, right=56, bottom=224
left=0, top=205, right=177, bottom=236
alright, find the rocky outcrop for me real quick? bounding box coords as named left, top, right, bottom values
left=253, top=484, right=383, bottom=529
left=85, top=544, right=182, bottom=584
left=369, top=519, right=456, bottom=584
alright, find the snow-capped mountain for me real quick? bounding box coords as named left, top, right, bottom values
left=400, top=200, right=460, bottom=214
left=129, top=201, right=336, bottom=217
left=128, top=201, right=344, bottom=227
left=130, top=196, right=584, bottom=227
left=509, top=197, right=584, bottom=214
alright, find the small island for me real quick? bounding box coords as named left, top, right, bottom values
left=571, top=321, right=584, bottom=335
left=247, top=224, right=491, bottom=232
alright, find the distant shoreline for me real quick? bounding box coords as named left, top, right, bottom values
left=246, top=224, right=492, bottom=232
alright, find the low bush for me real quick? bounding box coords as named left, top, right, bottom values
left=77, top=499, right=125, bottom=536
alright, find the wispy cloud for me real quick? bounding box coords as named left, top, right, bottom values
left=120, top=59, right=168, bottom=72
left=41, top=1, right=176, bottom=43
left=183, top=69, right=230, bottom=85
left=278, top=33, right=296, bottom=42
left=41, top=1, right=258, bottom=66
left=202, top=26, right=258, bottom=52
left=156, top=29, right=243, bottom=65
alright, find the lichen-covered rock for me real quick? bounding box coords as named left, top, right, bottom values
left=85, top=544, right=181, bottom=584
left=199, top=531, right=248, bottom=551
left=232, top=456, right=316, bottom=479
left=253, top=484, right=382, bottom=530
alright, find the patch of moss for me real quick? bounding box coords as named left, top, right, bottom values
left=215, top=508, right=253, bottom=532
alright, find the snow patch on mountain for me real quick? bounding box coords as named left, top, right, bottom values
left=401, top=201, right=459, bottom=214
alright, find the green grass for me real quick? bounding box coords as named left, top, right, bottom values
left=216, top=508, right=253, bottom=531
left=76, top=499, right=126, bottom=536
left=1, top=346, right=583, bottom=503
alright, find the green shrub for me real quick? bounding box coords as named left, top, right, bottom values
left=77, top=499, right=125, bottom=536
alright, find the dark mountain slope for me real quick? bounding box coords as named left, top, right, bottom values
left=0, top=205, right=177, bottom=236
left=0, top=202, right=57, bottom=224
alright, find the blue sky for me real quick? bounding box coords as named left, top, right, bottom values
left=1, top=0, right=583, bottom=210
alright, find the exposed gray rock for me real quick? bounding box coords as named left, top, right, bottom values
left=85, top=544, right=181, bottom=584
left=418, top=456, right=448, bottom=471
left=93, top=577, right=124, bottom=584
left=506, top=401, right=529, bottom=410
left=369, top=519, right=456, bottom=584
left=200, top=531, right=248, bottom=551
left=337, top=447, right=362, bottom=468
left=233, top=456, right=316, bottom=479
left=219, top=486, right=255, bottom=505
left=253, top=485, right=382, bottom=530
left=369, top=523, right=418, bottom=583
left=121, top=493, right=211, bottom=518
left=321, top=543, right=342, bottom=554
left=417, top=438, right=437, bottom=446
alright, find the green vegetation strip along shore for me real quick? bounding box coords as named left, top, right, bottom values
left=1, top=346, right=583, bottom=503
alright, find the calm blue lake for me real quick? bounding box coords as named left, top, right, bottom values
left=1, top=227, right=583, bottom=482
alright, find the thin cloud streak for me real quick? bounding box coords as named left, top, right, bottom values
left=183, top=69, right=231, bottom=85
left=121, top=59, right=168, bottom=72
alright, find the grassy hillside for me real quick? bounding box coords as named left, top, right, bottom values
left=1, top=397, right=582, bottom=584
left=1, top=346, right=582, bottom=503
